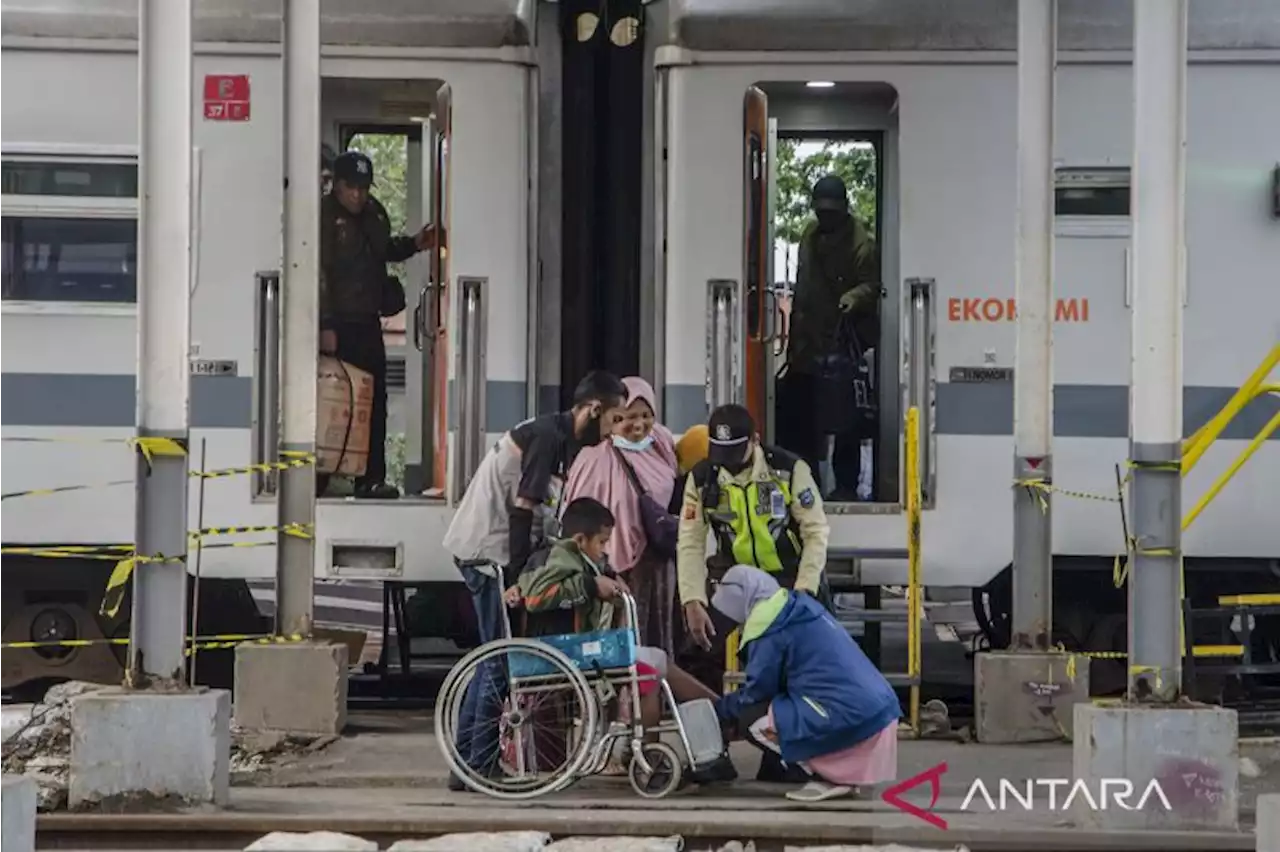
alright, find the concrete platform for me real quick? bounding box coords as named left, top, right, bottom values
left=974, top=650, right=1090, bottom=743
left=69, top=687, right=231, bottom=808
left=235, top=642, right=349, bottom=735
left=3, top=774, right=37, bottom=852
left=1257, top=793, right=1278, bottom=852
left=1073, top=703, right=1239, bottom=832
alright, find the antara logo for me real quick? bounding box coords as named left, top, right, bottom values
left=882, top=763, right=1173, bottom=830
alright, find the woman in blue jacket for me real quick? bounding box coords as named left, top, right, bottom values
left=711, top=565, right=901, bottom=802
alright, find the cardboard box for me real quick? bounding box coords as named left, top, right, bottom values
left=316, top=356, right=373, bottom=477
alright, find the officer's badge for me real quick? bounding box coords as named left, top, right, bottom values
left=715, top=424, right=732, bottom=441
left=798, top=488, right=816, bottom=509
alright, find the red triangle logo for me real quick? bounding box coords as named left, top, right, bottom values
left=882, top=761, right=948, bottom=829
left=1026, top=457, right=1044, bottom=470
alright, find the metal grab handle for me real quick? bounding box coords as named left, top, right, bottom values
left=707, top=278, right=743, bottom=410
left=413, top=283, right=430, bottom=351
left=453, top=277, right=488, bottom=497
left=904, top=277, right=936, bottom=506
left=253, top=270, right=281, bottom=496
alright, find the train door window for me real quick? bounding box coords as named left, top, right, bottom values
left=1, top=158, right=139, bottom=306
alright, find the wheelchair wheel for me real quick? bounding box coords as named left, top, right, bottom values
left=627, top=741, right=683, bottom=799
left=436, top=637, right=599, bottom=799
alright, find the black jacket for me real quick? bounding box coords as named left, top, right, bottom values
left=319, top=193, right=417, bottom=328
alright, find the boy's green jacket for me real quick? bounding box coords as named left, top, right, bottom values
left=517, top=539, right=615, bottom=632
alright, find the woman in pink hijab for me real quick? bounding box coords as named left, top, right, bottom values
left=562, top=376, right=679, bottom=654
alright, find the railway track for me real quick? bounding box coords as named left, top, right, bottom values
left=35, top=814, right=1257, bottom=852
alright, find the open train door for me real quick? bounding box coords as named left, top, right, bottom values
left=407, top=84, right=452, bottom=500
left=742, top=87, right=780, bottom=438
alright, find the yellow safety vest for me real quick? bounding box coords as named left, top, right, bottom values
left=697, top=449, right=804, bottom=575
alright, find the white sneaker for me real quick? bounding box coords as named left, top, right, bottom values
left=785, top=780, right=853, bottom=802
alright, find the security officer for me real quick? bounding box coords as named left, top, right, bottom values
left=676, top=404, right=831, bottom=782
left=319, top=149, right=441, bottom=499
left=778, top=173, right=881, bottom=500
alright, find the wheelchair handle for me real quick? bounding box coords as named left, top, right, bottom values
left=617, top=591, right=642, bottom=648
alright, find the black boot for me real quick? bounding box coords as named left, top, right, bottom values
left=690, top=751, right=739, bottom=785
left=756, top=749, right=809, bottom=784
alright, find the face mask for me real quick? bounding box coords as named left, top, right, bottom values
left=580, top=413, right=604, bottom=446
left=720, top=449, right=753, bottom=476
left=815, top=209, right=847, bottom=233
left=612, top=434, right=655, bottom=453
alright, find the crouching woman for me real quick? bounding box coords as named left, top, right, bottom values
left=711, top=565, right=900, bottom=802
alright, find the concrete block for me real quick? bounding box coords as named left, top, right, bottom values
left=1259, top=793, right=1280, bottom=852
left=2, top=775, right=37, bottom=852
left=1073, top=703, right=1238, bottom=831
left=69, top=688, right=230, bottom=808
left=974, top=650, right=1089, bottom=744
left=234, top=642, right=348, bottom=735
left=389, top=833, right=549, bottom=852
left=245, top=831, right=377, bottom=851
left=547, top=839, right=680, bottom=852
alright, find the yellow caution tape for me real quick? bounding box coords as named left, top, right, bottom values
left=2, top=524, right=314, bottom=561
left=129, top=436, right=189, bottom=466
left=1, top=632, right=307, bottom=655
left=1, top=455, right=316, bottom=502
left=1013, top=477, right=1121, bottom=509
left=1074, top=646, right=1243, bottom=660
left=100, top=554, right=186, bottom=618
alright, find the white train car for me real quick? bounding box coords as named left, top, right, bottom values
left=654, top=0, right=1280, bottom=657
left=1, top=0, right=539, bottom=689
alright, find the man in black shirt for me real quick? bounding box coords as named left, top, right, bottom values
left=442, top=370, right=629, bottom=790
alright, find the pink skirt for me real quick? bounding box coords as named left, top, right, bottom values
left=767, top=706, right=899, bottom=786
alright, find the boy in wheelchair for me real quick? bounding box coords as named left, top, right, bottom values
left=506, top=496, right=737, bottom=783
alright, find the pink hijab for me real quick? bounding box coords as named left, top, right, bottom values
left=563, top=377, right=678, bottom=573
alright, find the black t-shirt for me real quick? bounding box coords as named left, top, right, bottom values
left=510, top=412, right=580, bottom=505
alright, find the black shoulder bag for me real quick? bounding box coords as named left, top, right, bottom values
left=612, top=446, right=680, bottom=559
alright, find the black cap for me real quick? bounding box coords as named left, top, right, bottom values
left=706, top=404, right=755, bottom=467
left=811, top=173, right=849, bottom=212
left=333, top=150, right=374, bottom=188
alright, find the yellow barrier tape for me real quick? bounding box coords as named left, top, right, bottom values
left=1, top=455, right=316, bottom=502
left=2, top=524, right=314, bottom=561
left=2, top=633, right=307, bottom=655
left=1072, top=646, right=1243, bottom=660
left=129, top=436, right=188, bottom=467
left=100, top=554, right=185, bottom=618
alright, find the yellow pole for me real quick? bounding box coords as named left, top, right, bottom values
left=1182, top=345, right=1279, bottom=475
left=905, top=406, right=922, bottom=734
left=1183, top=409, right=1280, bottom=532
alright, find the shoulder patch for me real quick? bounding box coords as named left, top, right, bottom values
left=797, top=487, right=816, bottom=509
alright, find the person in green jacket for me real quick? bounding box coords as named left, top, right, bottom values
left=507, top=497, right=736, bottom=783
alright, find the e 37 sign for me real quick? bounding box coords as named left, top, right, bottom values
left=204, top=74, right=251, bottom=121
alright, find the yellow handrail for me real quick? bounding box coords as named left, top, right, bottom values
left=1182, top=344, right=1280, bottom=476
left=904, top=406, right=922, bottom=734
left=1183, top=406, right=1280, bottom=532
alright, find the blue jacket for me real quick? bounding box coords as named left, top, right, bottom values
left=714, top=590, right=901, bottom=764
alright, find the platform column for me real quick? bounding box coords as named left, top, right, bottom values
left=1127, top=0, right=1187, bottom=704
left=1011, top=0, right=1056, bottom=652
left=235, top=0, right=349, bottom=736
left=1073, top=1, right=1238, bottom=831
left=976, top=0, right=1090, bottom=745
left=276, top=0, right=320, bottom=635
left=68, top=0, right=232, bottom=809
left=129, top=0, right=194, bottom=686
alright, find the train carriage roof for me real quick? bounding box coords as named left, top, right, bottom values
left=666, top=0, right=1280, bottom=52
left=1, top=0, right=535, bottom=48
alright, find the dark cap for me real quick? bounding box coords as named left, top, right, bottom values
left=811, top=173, right=849, bottom=212
left=706, top=404, right=755, bottom=467
left=333, top=150, right=374, bottom=188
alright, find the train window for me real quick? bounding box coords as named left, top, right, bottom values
left=1, top=217, right=138, bottom=303
left=1, top=160, right=137, bottom=199
left=1055, top=168, right=1130, bottom=217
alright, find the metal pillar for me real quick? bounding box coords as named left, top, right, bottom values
left=1011, top=0, right=1056, bottom=650
left=129, top=0, right=193, bottom=684
left=1128, top=0, right=1188, bottom=702
left=276, top=0, right=320, bottom=635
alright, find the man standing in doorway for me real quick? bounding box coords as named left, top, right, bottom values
left=318, top=149, right=441, bottom=499
left=442, top=370, right=629, bottom=791
left=778, top=173, right=881, bottom=500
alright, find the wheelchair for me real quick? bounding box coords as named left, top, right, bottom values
left=435, top=593, right=711, bottom=800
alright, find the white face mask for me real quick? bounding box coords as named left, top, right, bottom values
left=612, top=434, right=655, bottom=453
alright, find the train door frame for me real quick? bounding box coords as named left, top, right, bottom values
left=742, top=85, right=901, bottom=510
